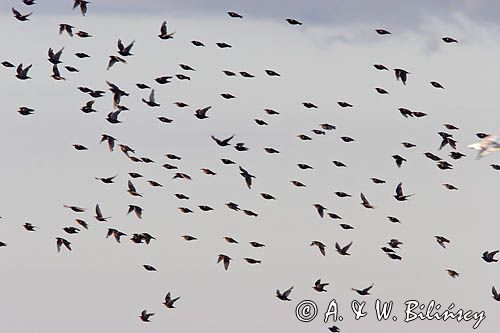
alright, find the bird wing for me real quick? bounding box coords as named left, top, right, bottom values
left=12, top=7, right=21, bottom=17
left=343, top=241, right=353, bottom=252
left=396, top=182, right=403, bottom=196
left=149, top=89, right=155, bottom=103
left=128, top=180, right=137, bottom=192
left=160, top=21, right=167, bottom=35
left=95, top=204, right=102, bottom=217
left=493, top=286, right=499, bottom=298
left=117, top=39, right=124, bottom=51
left=360, top=192, right=369, bottom=205
left=283, top=286, right=293, bottom=298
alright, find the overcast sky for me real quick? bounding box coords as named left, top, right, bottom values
left=1, top=1, right=499, bottom=332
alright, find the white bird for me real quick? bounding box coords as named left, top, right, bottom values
left=467, top=134, right=500, bottom=159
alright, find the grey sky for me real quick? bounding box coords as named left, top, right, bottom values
left=1, top=1, right=499, bottom=332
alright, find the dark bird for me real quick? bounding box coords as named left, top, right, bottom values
left=449, top=151, right=465, bottom=160
left=250, top=241, right=265, bottom=248
left=443, top=183, right=458, bottom=190
left=226, top=202, right=240, bottom=211
left=94, top=204, right=110, bottom=222
left=313, top=279, right=329, bottom=292
left=244, top=258, right=261, bottom=264
left=444, top=123, right=459, bottom=130
left=338, top=101, right=353, bottom=108
left=492, top=287, right=500, bottom=301
left=107, top=55, right=126, bottom=70
left=143, top=265, right=157, bottom=272
left=117, top=39, right=134, bottom=56
left=311, top=240, right=327, bottom=256
left=75, top=219, right=88, bottom=229
left=335, top=241, right=353, bottom=255
left=201, top=168, right=216, bottom=175
left=339, top=223, right=354, bottom=229
left=158, top=21, right=175, bottom=39
left=437, top=161, right=453, bottom=170
left=402, top=142, right=416, bottom=148
left=360, top=193, right=375, bottom=209
left=334, top=191, right=351, bottom=198
left=155, top=76, right=172, bottom=84
left=59, top=23, right=74, bottom=36
left=276, top=286, right=294, bottom=301
left=198, top=205, right=213, bottom=211
left=18, top=107, right=34, bottom=116
left=260, top=193, right=275, bottom=200
left=223, top=70, right=236, bottom=76
left=264, top=108, right=280, bottom=115
left=65, top=66, right=79, bottom=72
left=381, top=247, right=395, bottom=253
left=328, top=326, right=340, bottom=333
left=175, top=193, right=189, bottom=200
left=255, top=119, right=268, bottom=126
left=312, top=129, right=325, bottom=135
left=194, top=106, right=211, bottom=119
left=446, top=269, right=459, bottom=278
left=16, top=63, right=32, bottom=80
left=76, top=31, right=92, bottom=38
left=163, top=292, right=180, bottom=308
left=240, top=71, right=254, bottom=78
left=387, top=216, right=401, bottom=223
left=223, top=236, right=238, bottom=244
left=12, top=7, right=32, bottom=21
left=491, top=164, right=500, bottom=170
left=56, top=237, right=71, bottom=252
left=51, top=65, right=65, bottom=80
left=95, top=175, right=117, bottom=184
left=127, top=205, right=143, bottom=219
left=181, top=235, right=197, bottom=241
left=63, top=205, right=86, bottom=213
left=106, top=110, right=122, bottom=124
left=191, top=40, right=205, bottom=47
left=23, top=223, right=37, bottom=231
left=435, top=236, right=450, bottom=248
left=227, top=11, right=243, bottom=18
left=431, top=81, right=444, bottom=89
left=158, top=117, right=173, bottom=123
left=216, top=42, right=232, bottom=48
left=340, top=136, right=355, bottom=142
left=136, top=83, right=150, bottom=89
left=264, top=147, right=280, bottom=154
left=375, top=29, right=391, bottom=35
left=388, top=239, right=403, bottom=249
left=81, top=101, right=96, bottom=113
left=313, top=204, right=326, bottom=218
left=48, top=47, right=64, bottom=65
left=303, top=102, right=318, bottom=109
left=374, top=64, right=388, bottom=70
left=387, top=253, right=402, bottom=260
left=142, top=89, right=160, bottom=107
left=234, top=143, right=249, bottom=151
left=221, top=93, right=235, bottom=99
left=127, top=181, right=142, bottom=197
left=139, top=310, right=154, bottom=322
left=291, top=180, right=306, bottom=187
left=399, top=108, right=413, bottom=118
left=75, top=52, right=90, bottom=58
left=375, top=87, right=389, bottom=94
left=371, top=177, right=386, bottom=184
left=297, top=134, right=312, bottom=141
left=483, top=250, right=499, bottom=263
left=352, top=284, right=373, bottom=296
left=297, top=163, right=313, bottom=170
left=239, top=166, right=255, bottom=189
left=100, top=134, right=116, bottom=152
left=129, top=172, right=143, bottom=178
left=73, top=0, right=89, bottom=16
left=265, top=69, right=280, bottom=76
left=176, top=74, right=190, bottom=80
left=392, top=155, right=406, bottom=168
left=173, top=172, right=191, bottom=180
left=424, top=152, right=442, bottom=161
left=211, top=134, right=234, bottom=146
left=394, top=68, right=409, bottom=85
left=73, top=144, right=87, bottom=151
left=394, top=182, right=413, bottom=201
left=217, top=254, right=231, bottom=270
left=23, top=0, right=36, bottom=4
left=286, top=18, right=302, bottom=25
left=333, top=161, right=347, bottom=167
left=442, top=37, right=458, bottom=43
left=1, top=61, right=15, bottom=68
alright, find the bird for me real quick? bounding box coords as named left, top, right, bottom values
left=194, top=106, right=211, bottom=119
left=106, top=110, right=122, bottom=124
left=249, top=241, right=265, bottom=248
left=491, top=164, right=500, bottom=170
left=443, top=183, right=458, bottom=190
left=127, top=205, right=143, bottom=219
left=95, top=175, right=117, bottom=184
left=328, top=326, right=340, bottom=333
left=388, top=239, right=403, bottom=249
left=18, top=107, right=34, bottom=116
left=217, top=254, right=231, bottom=270
left=313, top=204, right=326, bottom=218
left=371, top=177, right=386, bottom=184
left=286, top=18, right=302, bottom=25
left=482, top=250, right=499, bottom=263
left=387, top=216, right=401, bottom=223
left=76, top=31, right=92, bottom=38
left=335, top=241, right=353, bottom=255
left=394, top=68, right=409, bottom=85
left=158, top=21, right=175, bottom=39
left=51, top=65, right=65, bottom=81
left=313, top=279, right=329, bottom=292
left=163, top=292, right=180, bottom=308
left=431, top=81, right=444, bottom=89
left=139, top=310, right=154, bottom=322
left=94, top=204, right=110, bottom=222
left=392, top=155, right=406, bottom=168
left=117, top=39, right=134, bottom=56
left=442, top=37, right=458, bottom=43
left=492, top=286, right=500, bottom=301
left=107, top=55, right=126, bottom=70
left=73, top=144, right=87, bottom=151
left=435, top=236, right=450, bottom=248
left=75, top=52, right=90, bottom=58
left=221, top=93, right=235, bottom=99
left=191, top=40, right=205, bottom=47
left=333, top=161, right=347, bottom=167
left=375, top=87, right=389, bottom=94
left=310, top=241, right=327, bottom=256
left=360, top=193, right=375, bottom=209
left=16, top=63, right=32, bottom=80
left=387, top=253, right=402, bottom=260
left=449, top=152, right=465, bottom=160
left=181, top=235, right=197, bottom=241
left=73, top=0, right=89, bottom=16
left=402, top=142, right=416, bottom=148
left=142, top=89, right=160, bottom=107
left=63, top=205, right=86, bottom=213
left=240, top=71, right=255, bottom=78
left=375, top=29, right=391, bottom=35
left=23, top=223, right=37, bottom=231
left=12, top=7, right=32, bottom=21
left=446, top=269, right=459, bottom=278
left=303, top=102, right=318, bottom=109
left=394, top=182, right=413, bottom=201
left=143, top=265, right=157, bottom=272
left=334, top=191, right=351, bottom=198
left=276, top=286, right=293, bottom=301
left=352, top=284, right=374, bottom=295
left=467, top=134, right=500, bottom=159
left=373, top=64, right=388, bottom=70
left=155, top=76, right=172, bottom=84
left=1, top=61, right=15, bottom=68
left=239, top=166, right=255, bottom=189
left=338, top=101, right=353, bottom=108
left=244, top=258, right=261, bottom=264
left=265, top=69, right=280, bottom=76
left=59, top=24, right=74, bottom=36
left=48, top=47, right=64, bottom=65
left=211, top=134, right=234, bottom=146
left=56, top=237, right=72, bottom=252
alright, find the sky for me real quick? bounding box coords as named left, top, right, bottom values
left=1, top=0, right=499, bottom=332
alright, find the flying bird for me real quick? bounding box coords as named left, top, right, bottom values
left=73, top=0, right=89, bottom=16
left=56, top=237, right=71, bottom=252
left=163, top=292, right=180, bottom=308
left=335, top=241, right=353, bottom=255
left=12, top=7, right=32, bottom=21
left=276, top=286, right=293, bottom=300
left=394, top=182, right=413, bottom=201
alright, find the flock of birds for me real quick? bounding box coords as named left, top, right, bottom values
left=3, top=1, right=500, bottom=330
